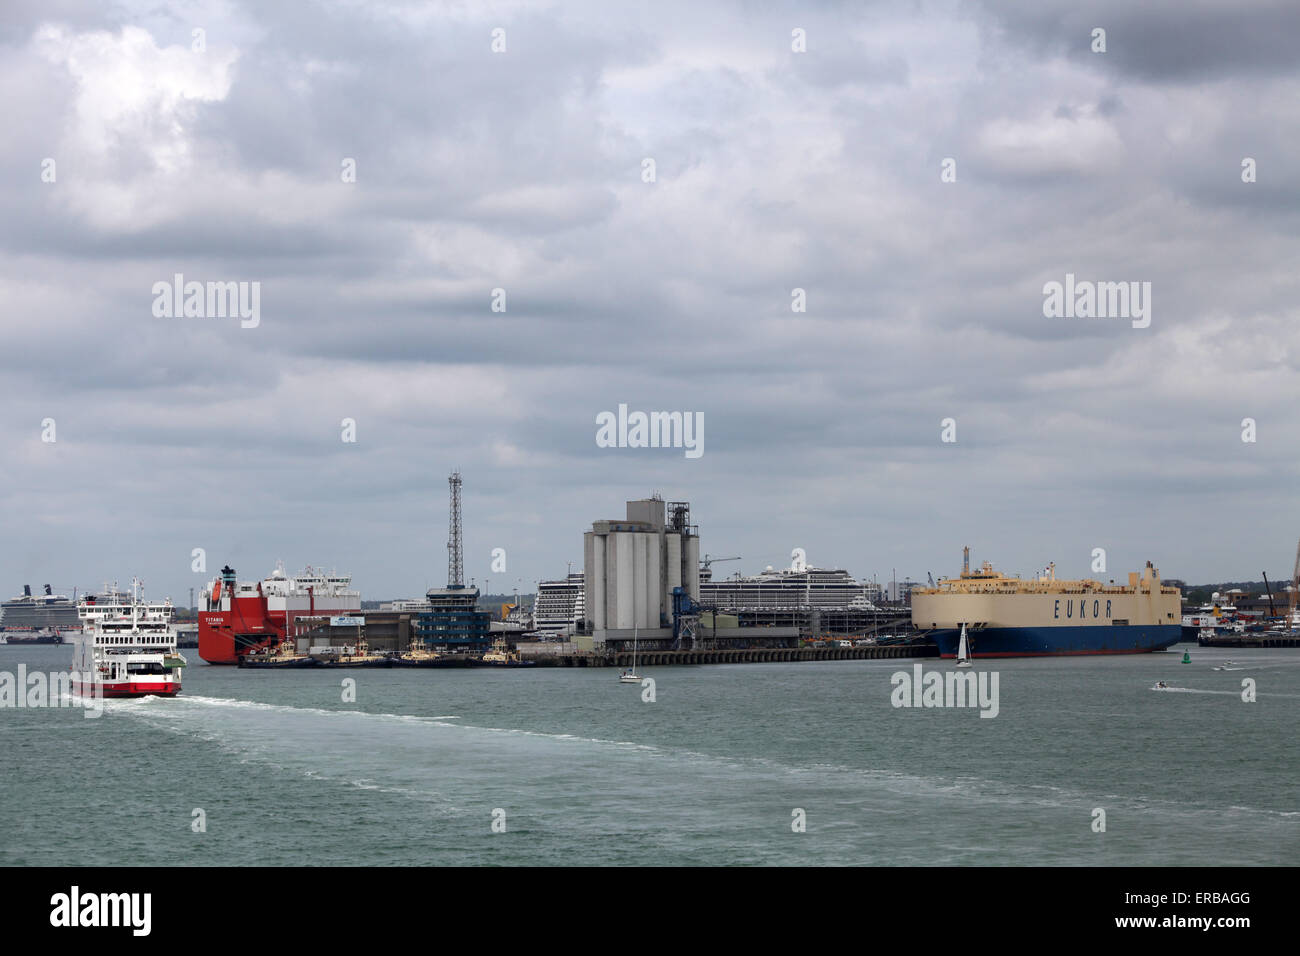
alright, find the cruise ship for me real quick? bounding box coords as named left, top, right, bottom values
left=700, top=565, right=874, bottom=609
left=534, top=572, right=585, bottom=637
left=911, top=549, right=1182, bottom=657
left=1, top=584, right=81, bottom=633
left=198, top=563, right=361, bottom=664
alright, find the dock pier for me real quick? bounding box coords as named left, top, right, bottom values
left=1198, top=634, right=1300, bottom=649
left=532, top=644, right=937, bottom=667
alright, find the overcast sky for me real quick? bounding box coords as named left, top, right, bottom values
left=2, top=0, right=1298, bottom=605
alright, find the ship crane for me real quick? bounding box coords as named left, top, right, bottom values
left=699, top=555, right=741, bottom=572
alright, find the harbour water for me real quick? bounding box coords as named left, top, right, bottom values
left=1, top=644, right=1296, bottom=865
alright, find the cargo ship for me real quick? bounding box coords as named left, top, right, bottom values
left=911, top=548, right=1181, bottom=658
left=198, top=562, right=360, bottom=665
left=70, top=583, right=185, bottom=697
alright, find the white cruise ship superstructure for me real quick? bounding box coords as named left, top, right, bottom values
left=700, top=565, right=874, bottom=610
left=534, top=572, right=585, bottom=636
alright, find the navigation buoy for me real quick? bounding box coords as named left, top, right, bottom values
left=1181, top=649, right=1191, bottom=664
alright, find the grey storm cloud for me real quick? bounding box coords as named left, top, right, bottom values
left=1, top=0, right=1298, bottom=605
left=974, top=0, right=1300, bottom=82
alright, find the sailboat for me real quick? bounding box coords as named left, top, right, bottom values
left=619, top=627, right=641, bottom=683
left=955, top=623, right=973, bottom=668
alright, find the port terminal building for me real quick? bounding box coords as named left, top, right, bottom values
left=414, top=585, right=492, bottom=649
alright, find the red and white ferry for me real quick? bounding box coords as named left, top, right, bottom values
left=198, top=562, right=361, bottom=664
left=71, top=582, right=185, bottom=698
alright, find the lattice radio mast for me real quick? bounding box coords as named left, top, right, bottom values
left=447, top=471, right=464, bottom=588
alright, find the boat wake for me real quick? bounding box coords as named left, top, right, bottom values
left=98, top=691, right=1298, bottom=834
left=1151, top=686, right=1300, bottom=698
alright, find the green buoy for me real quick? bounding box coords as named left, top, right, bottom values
left=1181, top=649, right=1191, bottom=663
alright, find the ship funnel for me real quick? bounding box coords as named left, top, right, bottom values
left=23, top=585, right=31, bottom=597
left=44, top=584, right=52, bottom=595
left=962, top=546, right=970, bottom=575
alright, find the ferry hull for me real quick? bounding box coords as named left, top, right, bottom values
left=932, top=625, right=1182, bottom=658
left=74, top=680, right=181, bottom=698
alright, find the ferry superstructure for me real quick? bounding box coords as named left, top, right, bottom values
left=198, top=562, right=361, bottom=664
left=70, top=585, right=184, bottom=697
left=911, top=549, right=1181, bottom=658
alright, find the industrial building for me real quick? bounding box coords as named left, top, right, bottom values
left=583, top=496, right=701, bottom=646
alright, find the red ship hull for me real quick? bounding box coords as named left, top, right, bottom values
left=198, top=597, right=282, bottom=665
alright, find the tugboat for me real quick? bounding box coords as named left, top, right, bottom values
left=473, top=637, right=536, bottom=668
left=70, top=581, right=185, bottom=698
left=390, top=637, right=446, bottom=668
left=311, top=638, right=391, bottom=668
left=238, top=638, right=318, bottom=668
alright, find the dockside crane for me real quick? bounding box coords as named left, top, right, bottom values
left=699, top=555, right=741, bottom=572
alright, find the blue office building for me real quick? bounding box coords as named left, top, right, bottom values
left=415, top=585, right=492, bottom=648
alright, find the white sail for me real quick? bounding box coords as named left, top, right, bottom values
left=956, top=624, right=972, bottom=667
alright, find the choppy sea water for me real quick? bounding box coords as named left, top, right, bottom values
left=1, top=643, right=1296, bottom=865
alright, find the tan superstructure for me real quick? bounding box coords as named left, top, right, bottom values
left=912, top=554, right=1180, bottom=631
